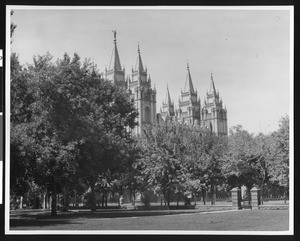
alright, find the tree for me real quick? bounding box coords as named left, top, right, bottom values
left=10, top=53, right=39, bottom=198
left=10, top=52, right=138, bottom=215
left=138, top=121, right=184, bottom=206
left=267, top=116, right=289, bottom=196
left=181, top=126, right=226, bottom=205
left=222, top=125, right=262, bottom=202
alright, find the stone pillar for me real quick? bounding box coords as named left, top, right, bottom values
left=250, top=187, right=261, bottom=209
left=231, top=187, right=242, bottom=209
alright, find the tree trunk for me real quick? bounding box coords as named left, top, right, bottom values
left=62, top=186, right=69, bottom=212
left=105, top=191, right=108, bottom=207
left=101, top=192, right=105, bottom=207
left=261, top=179, right=265, bottom=205
left=49, top=194, right=52, bottom=211
left=42, top=192, right=46, bottom=210
left=51, top=182, right=57, bottom=216
left=246, top=184, right=252, bottom=205
left=167, top=191, right=170, bottom=207
left=91, top=184, right=96, bottom=212
left=202, top=188, right=206, bottom=205
left=211, top=184, right=216, bottom=205
left=132, top=190, right=136, bottom=206
left=130, top=190, right=132, bottom=203
left=163, top=190, right=167, bottom=206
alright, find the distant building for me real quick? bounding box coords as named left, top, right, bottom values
left=160, top=85, right=175, bottom=121
left=160, top=64, right=228, bottom=137
left=201, top=73, right=228, bottom=137
left=176, top=63, right=201, bottom=126
left=105, top=31, right=227, bottom=137
left=105, top=31, right=156, bottom=136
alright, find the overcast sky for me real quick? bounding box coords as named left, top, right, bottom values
left=9, top=7, right=292, bottom=134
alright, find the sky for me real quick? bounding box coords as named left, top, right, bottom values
left=8, top=7, right=292, bottom=134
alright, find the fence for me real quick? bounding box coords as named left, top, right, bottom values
left=196, top=190, right=231, bottom=205
left=261, top=195, right=289, bottom=205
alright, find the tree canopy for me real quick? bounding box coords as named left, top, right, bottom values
left=10, top=52, right=138, bottom=214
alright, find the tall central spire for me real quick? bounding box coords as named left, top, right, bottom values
left=165, top=84, right=172, bottom=105
left=108, top=30, right=122, bottom=71
left=184, top=62, right=195, bottom=93
left=209, top=71, right=217, bottom=95
left=135, top=43, right=144, bottom=72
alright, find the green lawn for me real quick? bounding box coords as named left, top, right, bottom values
left=9, top=209, right=289, bottom=232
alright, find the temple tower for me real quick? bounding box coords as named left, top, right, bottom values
left=160, top=85, right=175, bottom=121
left=176, top=63, right=201, bottom=125
left=127, top=44, right=157, bottom=136
left=201, top=72, right=228, bottom=136
left=105, top=30, right=127, bottom=90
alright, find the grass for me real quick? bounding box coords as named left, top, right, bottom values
left=9, top=208, right=289, bottom=232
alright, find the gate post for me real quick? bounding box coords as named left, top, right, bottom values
left=250, top=187, right=261, bottom=209
left=231, top=187, right=242, bottom=209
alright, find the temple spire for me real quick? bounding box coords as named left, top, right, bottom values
left=184, top=61, right=195, bottom=93
left=108, top=30, right=122, bottom=71
left=165, top=84, right=172, bottom=106
left=135, top=42, right=144, bottom=72
left=209, top=70, right=217, bottom=95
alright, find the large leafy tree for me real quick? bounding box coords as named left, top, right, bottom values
left=222, top=125, right=262, bottom=200
left=223, top=117, right=289, bottom=202
left=267, top=116, right=289, bottom=192
left=181, top=125, right=226, bottom=204
left=138, top=121, right=184, bottom=206
left=10, top=52, right=138, bottom=214
left=10, top=53, right=38, bottom=197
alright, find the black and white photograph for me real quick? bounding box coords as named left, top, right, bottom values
left=5, top=5, right=293, bottom=235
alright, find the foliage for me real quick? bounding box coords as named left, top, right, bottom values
left=267, top=115, right=289, bottom=188
left=138, top=121, right=184, bottom=206
left=10, top=52, right=138, bottom=214
left=10, top=49, right=290, bottom=211
left=222, top=125, right=264, bottom=191
left=137, top=121, right=227, bottom=205
left=222, top=119, right=290, bottom=199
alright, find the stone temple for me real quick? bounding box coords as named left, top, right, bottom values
left=104, top=31, right=228, bottom=137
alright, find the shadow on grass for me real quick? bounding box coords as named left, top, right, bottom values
left=10, top=209, right=200, bottom=228
left=10, top=219, right=81, bottom=228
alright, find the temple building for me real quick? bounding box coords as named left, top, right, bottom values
left=105, top=31, right=157, bottom=136
left=160, top=85, right=175, bottom=121
left=175, top=63, right=201, bottom=126
left=104, top=31, right=227, bottom=137
left=160, top=64, right=228, bottom=137
left=201, top=72, right=228, bottom=136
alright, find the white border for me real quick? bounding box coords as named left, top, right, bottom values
left=5, top=5, right=294, bottom=235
